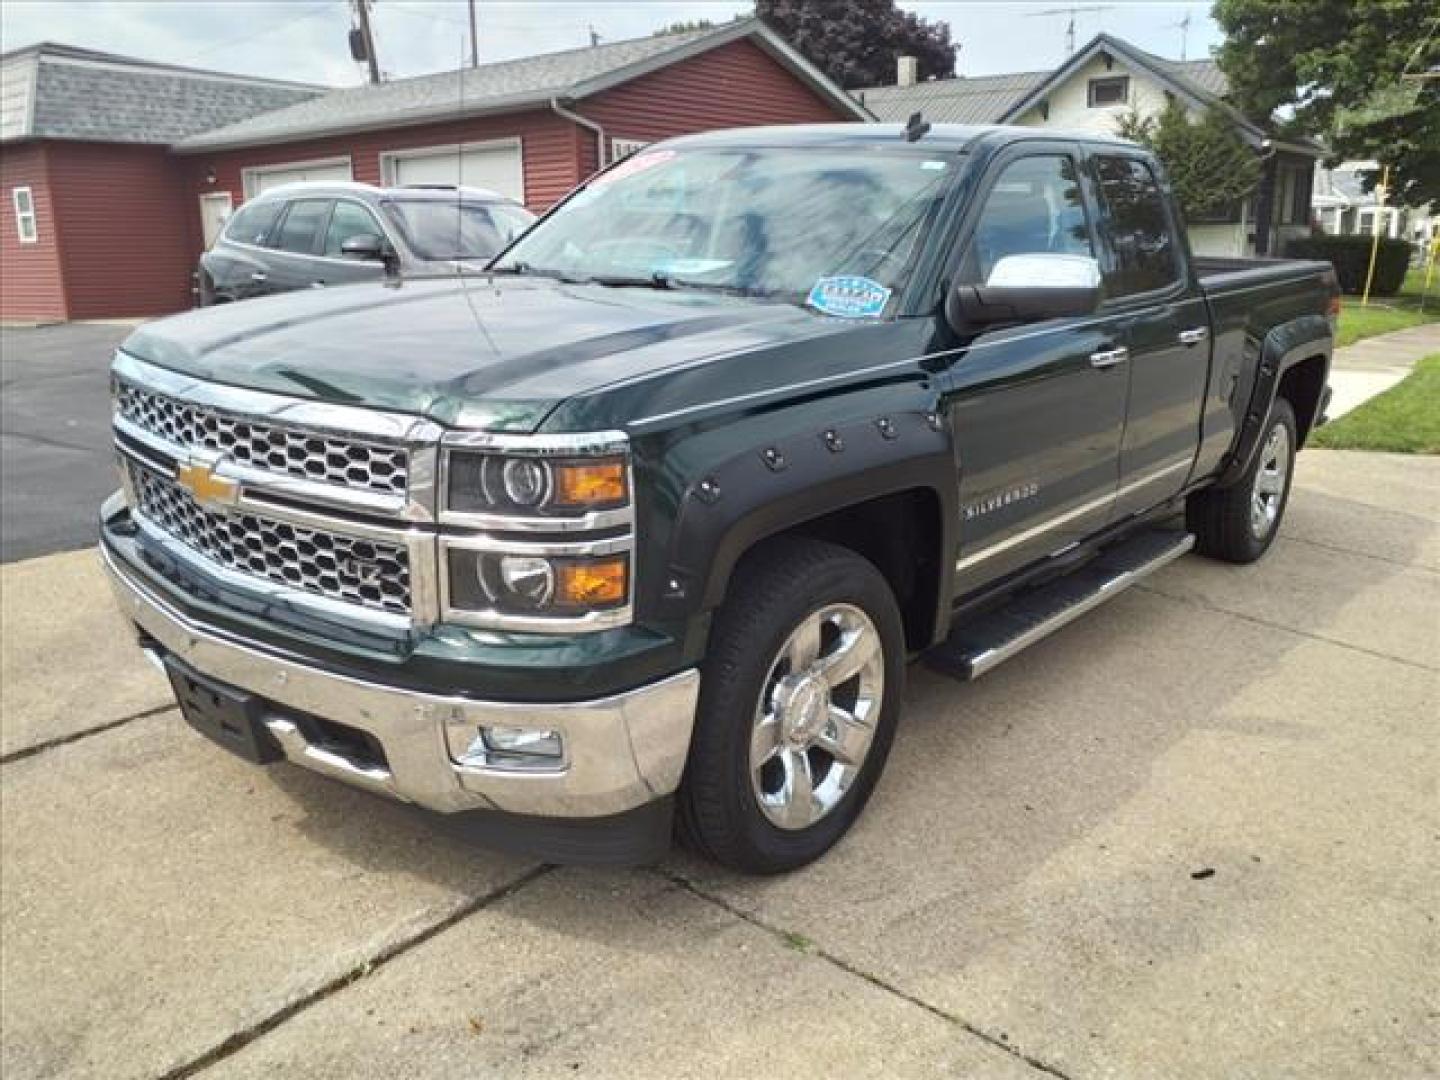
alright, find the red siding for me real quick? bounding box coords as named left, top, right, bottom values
left=176, top=107, right=583, bottom=241
left=578, top=38, right=849, bottom=175
left=1, top=143, right=68, bottom=321
left=46, top=142, right=197, bottom=318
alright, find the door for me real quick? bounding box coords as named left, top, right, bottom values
left=260, top=198, right=334, bottom=293
left=317, top=199, right=390, bottom=288
left=942, top=148, right=1131, bottom=595
left=243, top=159, right=352, bottom=198
left=1088, top=153, right=1208, bottom=517
left=384, top=141, right=524, bottom=201
left=198, top=192, right=233, bottom=249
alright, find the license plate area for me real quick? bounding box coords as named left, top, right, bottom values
left=165, top=658, right=284, bottom=765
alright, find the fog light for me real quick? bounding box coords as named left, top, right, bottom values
left=468, top=725, right=565, bottom=769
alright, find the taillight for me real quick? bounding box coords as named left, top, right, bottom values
left=1328, top=293, right=1342, bottom=320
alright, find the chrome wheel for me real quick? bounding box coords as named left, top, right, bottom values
left=1249, top=421, right=1291, bottom=540
left=748, top=604, right=885, bottom=831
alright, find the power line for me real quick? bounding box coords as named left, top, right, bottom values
left=176, top=2, right=339, bottom=67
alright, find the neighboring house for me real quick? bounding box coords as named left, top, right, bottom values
left=0, top=19, right=866, bottom=321
left=1313, top=160, right=1436, bottom=252
left=859, top=33, right=1324, bottom=258
left=0, top=43, right=322, bottom=321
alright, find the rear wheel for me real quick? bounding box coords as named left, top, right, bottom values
left=1187, top=398, right=1297, bottom=563
left=678, top=538, right=904, bottom=873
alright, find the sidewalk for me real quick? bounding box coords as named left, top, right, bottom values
left=1327, top=322, right=1440, bottom=419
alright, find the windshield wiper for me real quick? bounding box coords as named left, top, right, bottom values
left=588, top=272, right=674, bottom=290
left=490, top=262, right=590, bottom=284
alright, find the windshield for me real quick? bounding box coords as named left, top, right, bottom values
left=492, top=147, right=957, bottom=305
left=382, top=200, right=535, bottom=261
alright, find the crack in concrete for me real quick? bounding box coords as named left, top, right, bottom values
left=1135, top=583, right=1437, bottom=673
left=0, top=427, right=103, bottom=456
left=1282, top=533, right=1439, bottom=574
left=0, top=703, right=178, bottom=766
left=660, top=869, right=1076, bottom=1080
left=162, top=863, right=555, bottom=1080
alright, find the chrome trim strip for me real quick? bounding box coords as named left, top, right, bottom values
left=966, top=533, right=1194, bottom=678
left=955, top=459, right=1193, bottom=572
left=104, top=543, right=700, bottom=817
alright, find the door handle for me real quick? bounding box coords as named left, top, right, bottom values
left=310, top=281, right=326, bottom=288
left=1178, top=327, right=1208, bottom=346
left=1089, top=346, right=1128, bottom=369
left=249, top=272, right=267, bottom=283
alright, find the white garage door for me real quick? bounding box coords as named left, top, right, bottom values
left=244, top=159, right=353, bottom=197
left=386, top=142, right=523, bottom=201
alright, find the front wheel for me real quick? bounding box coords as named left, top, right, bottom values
left=678, top=538, right=905, bottom=873
left=1187, top=398, right=1297, bottom=563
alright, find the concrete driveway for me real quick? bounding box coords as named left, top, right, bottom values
left=2, top=446, right=1434, bottom=1080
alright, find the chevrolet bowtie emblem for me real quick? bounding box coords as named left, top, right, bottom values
left=176, top=460, right=240, bottom=508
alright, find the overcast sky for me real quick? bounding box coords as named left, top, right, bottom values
left=0, top=1, right=1221, bottom=86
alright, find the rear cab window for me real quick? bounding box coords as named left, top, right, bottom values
left=1092, top=155, right=1181, bottom=298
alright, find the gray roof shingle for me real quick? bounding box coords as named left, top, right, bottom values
left=858, top=70, right=1048, bottom=124
left=175, top=18, right=865, bottom=152
left=0, top=42, right=322, bottom=145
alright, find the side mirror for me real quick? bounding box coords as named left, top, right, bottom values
left=339, top=232, right=388, bottom=262
left=947, top=253, right=1103, bottom=331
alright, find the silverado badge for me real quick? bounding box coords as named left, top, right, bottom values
left=176, top=459, right=240, bottom=509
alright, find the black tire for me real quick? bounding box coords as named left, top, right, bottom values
left=1187, top=398, right=1297, bottom=563
left=677, top=537, right=905, bottom=874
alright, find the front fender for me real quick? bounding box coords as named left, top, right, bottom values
left=640, top=383, right=958, bottom=629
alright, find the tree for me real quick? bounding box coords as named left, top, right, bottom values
left=1115, top=101, right=1263, bottom=221
left=756, top=0, right=956, bottom=89
left=653, top=19, right=716, bottom=37
left=1213, top=0, right=1440, bottom=207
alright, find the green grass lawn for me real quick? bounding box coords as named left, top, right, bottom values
left=1335, top=268, right=1440, bottom=347
left=1312, top=354, right=1440, bottom=453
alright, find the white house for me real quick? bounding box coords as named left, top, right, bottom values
left=1313, top=160, right=1436, bottom=253
left=859, top=33, right=1325, bottom=258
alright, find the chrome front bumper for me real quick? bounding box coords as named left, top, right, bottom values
left=103, top=545, right=700, bottom=819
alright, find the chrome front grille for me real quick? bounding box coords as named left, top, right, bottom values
left=115, top=380, right=409, bottom=497
left=128, top=461, right=412, bottom=617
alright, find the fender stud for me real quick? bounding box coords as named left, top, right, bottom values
left=876, top=417, right=897, bottom=440
left=697, top=477, right=721, bottom=503
left=822, top=430, right=844, bottom=452
left=925, top=411, right=943, bottom=431
left=762, top=447, right=787, bottom=471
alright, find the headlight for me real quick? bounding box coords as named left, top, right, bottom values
left=438, top=431, right=634, bottom=632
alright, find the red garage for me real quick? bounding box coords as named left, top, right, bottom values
left=1, top=20, right=867, bottom=322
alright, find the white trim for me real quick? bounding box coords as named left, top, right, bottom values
left=610, top=137, right=650, bottom=160
left=11, top=185, right=37, bottom=243
left=241, top=155, right=353, bottom=200
left=378, top=137, right=524, bottom=203
left=198, top=190, right=234, bottom=249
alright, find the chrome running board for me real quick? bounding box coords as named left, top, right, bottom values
left=927, top=528, right=1195, bottom=680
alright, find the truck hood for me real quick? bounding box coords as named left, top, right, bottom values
left=122, top=276, right=834, bottom=432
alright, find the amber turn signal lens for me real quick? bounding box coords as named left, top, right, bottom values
left=556, top=557, right=628, bottom=608
left=553, top=459, right=627, bottom=508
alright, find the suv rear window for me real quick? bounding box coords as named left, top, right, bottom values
left=224, top=199, right=284, bottom=247
left=272, top=199, right=332, bottom=255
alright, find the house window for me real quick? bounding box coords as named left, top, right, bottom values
left=610, top=138, right=650, bottom=160
left=1088, top=76, right=1129, bottom=108
left=12, top=187, right=38, bottom=243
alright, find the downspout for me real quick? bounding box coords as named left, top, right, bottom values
left=550, top=97, right=607, bottom=174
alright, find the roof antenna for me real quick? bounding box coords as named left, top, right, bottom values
left=904, top=111, right=930, bottom=142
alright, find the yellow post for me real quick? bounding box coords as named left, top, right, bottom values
left=1360, top=164, right=1390, bottom=308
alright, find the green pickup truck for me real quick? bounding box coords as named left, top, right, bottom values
left=103, top=123, right=1337, bottom=872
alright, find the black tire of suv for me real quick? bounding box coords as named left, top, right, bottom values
left=677, top=537, right=906, bottom=874
left=1187, top=397, right=1298, bottom=564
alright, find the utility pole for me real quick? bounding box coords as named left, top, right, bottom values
left=468, top=0, right=479, bottom=68
left=354, top=0, right=380, bottom=84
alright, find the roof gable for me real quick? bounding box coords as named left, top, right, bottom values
left=177, top=19, right=868, bottom=153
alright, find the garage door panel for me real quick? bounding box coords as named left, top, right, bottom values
left=247, top=161, right=352, bottom=196
left=388, top=144, right=523, bottom=201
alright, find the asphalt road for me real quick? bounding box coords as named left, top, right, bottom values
left=0, top=324, right=132, bottom=563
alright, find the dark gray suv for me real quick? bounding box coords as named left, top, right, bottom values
left=197, top=183, right=535, bottom=305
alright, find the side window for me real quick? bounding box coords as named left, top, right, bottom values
left=223, top=199, right=284, bottom=247
left=271, top=199, right=332, bottom=255
left=324, top=201, right=383, bottom=256
left=12, top=186, right=38, bottom=243
left=1094, top=156, right=1180, bottom=297
left=962, top=155, right=1094, bottom=284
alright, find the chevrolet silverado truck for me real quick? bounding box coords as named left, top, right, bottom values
left=102, top=124, right=1337, bottom=873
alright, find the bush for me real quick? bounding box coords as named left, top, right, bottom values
left=1285, top=235, right=1414, bottom=295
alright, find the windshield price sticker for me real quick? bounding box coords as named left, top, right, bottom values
left=806, top=276, right=893, bottom=319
